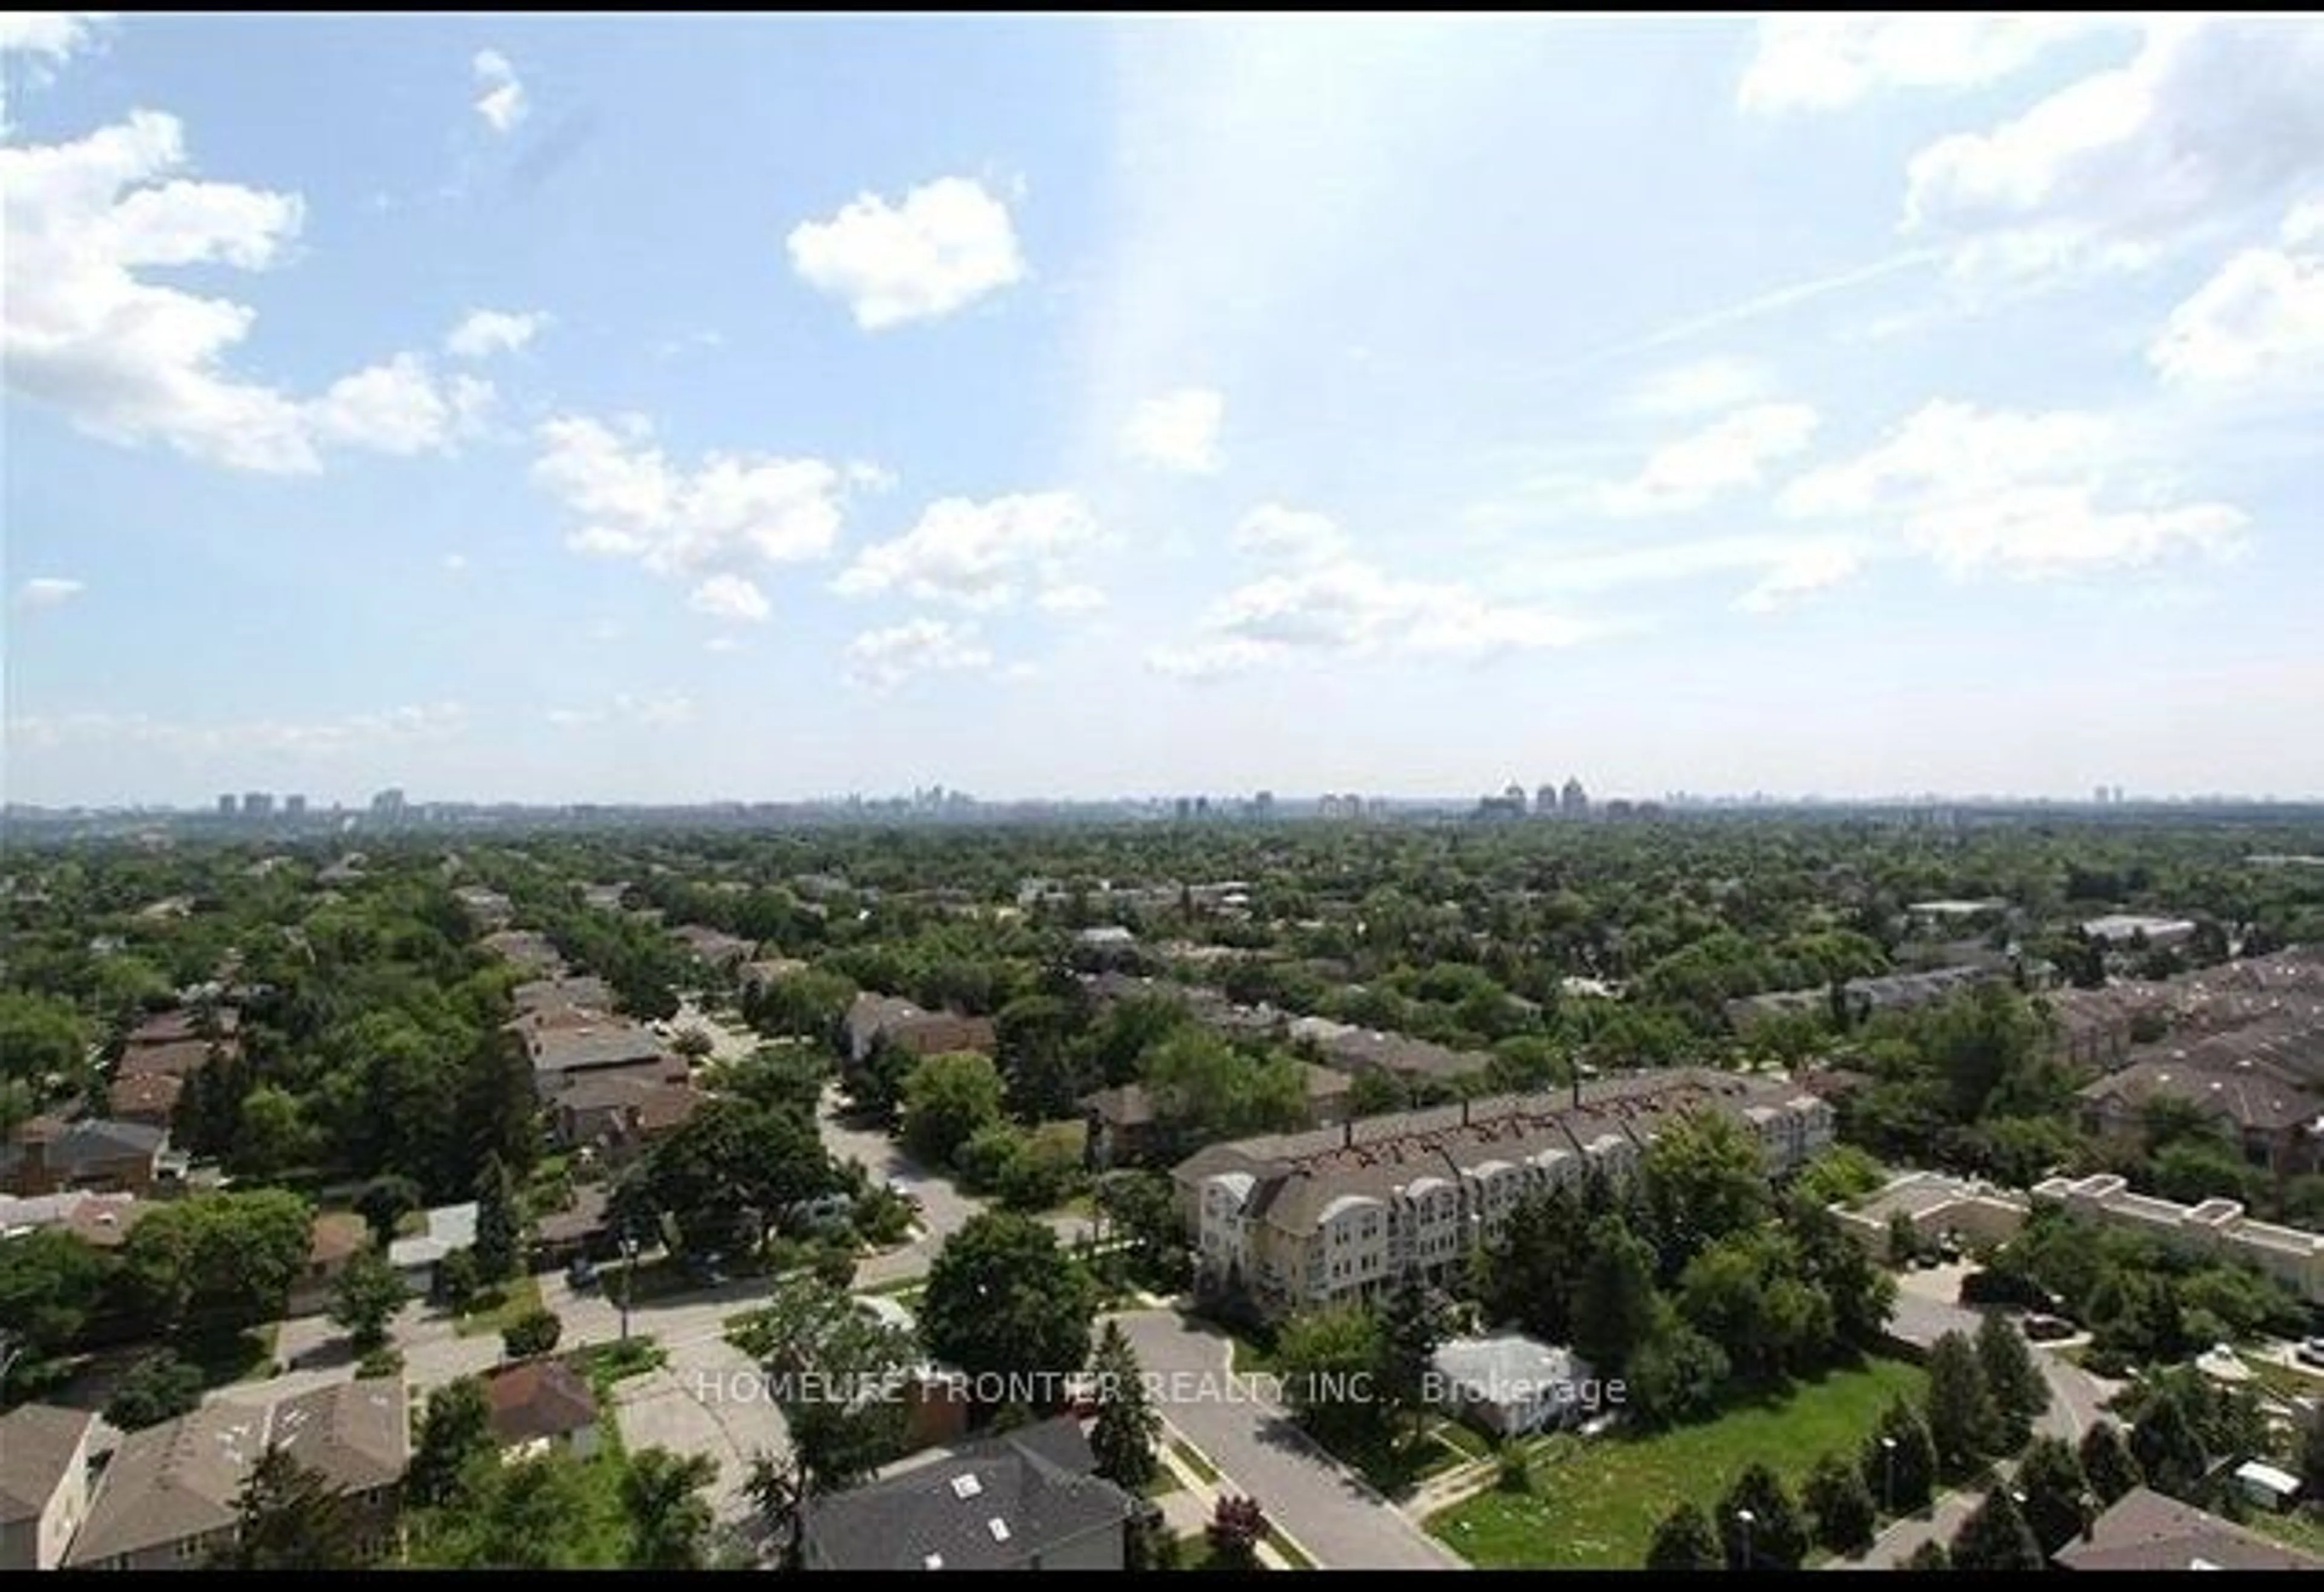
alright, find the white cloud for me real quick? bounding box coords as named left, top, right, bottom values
left=0, top=13, right=111, bottom=128
left=1230, top=503, right=1349, bottom=567
left=545, top=707, right=599, bottom=729
left=786, top=175, right=1025, bottom=330
left=1903, top=21, right=2324, bottom=278
left=1034, top=583, right=1107, bottom=617
left=5, top=702, right=468, bottom=757
left=688, top=572, right=772, bottom=624
left=442, top=553, right=468, bottom=574
left=704, top=635, right=743, bottom=654
left=1620, top=357, right=1772, bottom=418
left=445, top=308, right=546, bottom=360
left=1778, top=399, right=2247, bottom=577
left=1733, top=542, right=1865, bottom=614
left=2148, top=199, right=2324, bottom=386
left=834, top=491, right=1099, bottom=610
left=308, top=355, right=493, bottom=456
left=845, top=618, right=994, bottom=690
left=1120, top=387, right=1224, bottom=473
left=612, top=692, right=695, bottom=727
left=1600, top=402, right=1819, bottom=516
left=534, top=414, right=855, bottom=577
left=1151, top=507, right=1605, bottom=678
left=472, top=48, right=528, bottom=134
left=15, top=576, right=85, bottom=608
left=2, top=110, right=491, bottom=471
left=1738, top=16, right=2108, bottom=114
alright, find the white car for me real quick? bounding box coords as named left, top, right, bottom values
left=2296, top=1337, right=2324, bottom=1369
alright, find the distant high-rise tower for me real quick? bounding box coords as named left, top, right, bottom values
left=1173, top=797, right=1192, bottom=822
left=1535, top=783, right=1558, bottom=817
left=370, top=788, right=407, bottom=821
left=1561, top=777, right=1589, bottom=817
left=2093, top=784, right=2111, bottom=806
left=1252, top=790, right=1276, bottom=820
left=217, top=794, right=236, bottom=817
left=2112, top=785, right=2125, bottom=806
left=284, top=794, right=307, bottom=819
left=241, top=791, right=274, bottom=818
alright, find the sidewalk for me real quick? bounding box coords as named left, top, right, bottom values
left=1152, top=1421, right=1311, bottom=1571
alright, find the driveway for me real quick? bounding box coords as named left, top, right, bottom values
left=1117, top=1308, right=1464, bottom=1571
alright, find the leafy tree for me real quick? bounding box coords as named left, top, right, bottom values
left=921, top=1212, right=1094, bottom=1397
left=2078, top=1421, right=2143, bottom=1507
left=2129, top=1387, right=2206, bottom=1500
left=231, top=1085, right=318, bottom=1178
left=1644, top=1499, right=1723, bottom=1571
left=329, top=1246, right=408, bottom=1352
left=2014, top=1435, right=2092, bottom=1555
left=1862, top=1398, right=1937, bottom=1513
left=415, top=1448, right=626, bottom=1568
left=1570, top=1214, right=1658, bottom=1380
left=435, top=1246, right=481, bottom=1314
left=1974, top=1312, right=2049, bottom=1452
left=503, top=1306, right=564, bottom=1360
left=1477, top=1181, right=1586, bottom=1344
left=634, top=1095, right=836, bottom=1257
left=1274, top=1304, right=1388, bottom=1453
left=1802, top=1449, right=1878, bottom=1556
left=206, top=1444, right=367, bottom=1568
left=1623, top=1302, right=1730, bottom=1428
left=1640, top=1106, right=1771, bottom=1276
left=1923, top=1330, right=2001, bottom=1476
left=1206, top=1495, right=1267, bottom=1570
left=355, top=1174, right=422, bottom=1247
left=1786, top=1196, right=1896, bottom=1346
left=407, top=1377, right=496, bottom=1510
left=103, top=1348, right=205, bottom=1430
left=0, top=1228, right=115, bottom=1377
left=1138, top=1030, right=1305, bottom=1150
left=1719, top=1461, right=1808, bottom=1570
left=1097, top=1168, right=1191, bottom=1294
left=1378, top=1269, right=1442, bottom=1438
left=1791, top=1144, right=1886, bottom=1209
left=119, top=1187, right=314, bottom=1332
left=2297, top=1401, right=2324, bottom=1503
left=620, top=1447, right=718, bottom=1570
left=1902, top=1540, right=1951, bottom=1571
left=1088, top=1320, right=1161, bottom=1492
left=901, top=1050, right=1008, bottom=1165
left=1949, top=1486, right=2043, bottom=1571
left=0, top=990, right=90, bottom=1085
left=473, top=1152, right=524, bottom=1281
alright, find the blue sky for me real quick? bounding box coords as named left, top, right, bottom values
left=5, top=13, right=2322, bottom=807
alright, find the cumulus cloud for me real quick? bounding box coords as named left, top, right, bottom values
left=544, top=692, right=697, bottom=730
left=2, top=110, right=492, bottom=470
left=2148, top=198, right=2324, bottom=386
left=845, top=618, right=994, bottom=690
left=1034, top=583, right=1107, bottom=616
left=472, top=48, right=527, bottom=134
left=1149, top=506, right=1604, bottom=679
left=688, top=572, right=772, bottom=624
left=1120, top=386, right=1224, bottom=473
left=1738, top=15, right=2109, bottom=114
left=1903, top=20, right=2324, bottom=278
left=0, top=13, right=112, bottom=128
left=1600, top=403, right=1819, bottom=516
left=1777, top=399, right=2247, bottom=577
left=786, top=175, right=1025, bottom=330
left=1620, top=357, right=1772, bottom=418
left=445, top=308, right=546, bottom=359
left=1230, top=503, right=1349, bottom=567
left=833, top=491, right=1100, bottom=611
left=15, top=576, right=85, bottom=608
left=534, top=414, right=855, bottom=576
left=1733, top=542, right=1866, bottom=614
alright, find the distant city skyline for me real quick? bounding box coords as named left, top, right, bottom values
left=7, top=16, right=2323, bottom=808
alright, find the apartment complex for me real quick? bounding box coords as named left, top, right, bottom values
left=2030, top=1173, right=2324, bottom=1306
left=1173, top=1068, right=1833, bottom=1317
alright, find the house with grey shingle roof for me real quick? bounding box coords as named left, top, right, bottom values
left=1, top=1404, right=101, bottom=1571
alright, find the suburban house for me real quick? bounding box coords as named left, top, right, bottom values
left=2030, top=1173, right=2324, bottom=1306
left=1, top=1117, right=168, bottom=1197
left=844, top=993, right=998, bottom=1066
left=0, top=1404, right=100, bottom=1571
left=64, top=1379, right=409, bottom=1570
left=1174, top=1069, right=1834, bottom=1318
left=551, top=1073, right=705, bottom=1163
left=105, top=1071, right=184, bottom=1130
left=2076, top=1020, right=2324, bottom=1176
left=287, top=1211, right=376, bottom=1317
left=530, top=1185, right=612, bottom=1271
left=520, top=1021, right=686, bottom=1106
left=388, top=1202, right=479, bottom=1293
left=1724, top=965, right=2004, bottom=1033
left=739, top=957, right=809, bottom=995
left=479, top=929, right=564, bottom=978
left=482, top=1360, right=600, bottom=1459
left=453, top=886, right=516, bottom=930
left=1285, top=1015, right=1494, bottom=1087
left=671, top=923, right=758, bottom=970
left=1081, top=1063, right=1354, bottom=1169
left=2052, top=1486, right=2323, bottom=1571
left=0, top=1190, right=151, bottom=1250
left=1829, top=1171, right=2030, bottom=1258
left=799, top=1415, right=1143, bottom=1572
left=1429, top=1334, right=1597, bottom=1436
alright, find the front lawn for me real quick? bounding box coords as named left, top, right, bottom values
left=567, top=1335, right=669, bottom=1394
left=1427, top=1356, right=1929, bottom=1569
left=453, top=1272, right=544, bottom=1339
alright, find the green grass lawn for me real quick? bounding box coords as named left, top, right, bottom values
left=1170, top=1438, right=1222, bottom=1485
left=1430, top=1416, right=1493, bottom=1462
left=2245, top=1506, right=2324, bottom=1560
left=567, top=1335, right=669, bottom=1395
left=1427, top=1356, right=1929, bottom=1569
left=1265, top=1527, right=1316, bottom=1569
left=1143, top=1467, right=1185, bottom=1499
left=453, top=1272, right=545, bottom=1339
left=2238, top=1352, right=2324, bottom=1405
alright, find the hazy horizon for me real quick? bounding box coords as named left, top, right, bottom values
left=8, top=15, right=2323, bottom=810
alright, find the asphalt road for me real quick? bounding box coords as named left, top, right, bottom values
left=1117, top=1308, right=1465, bottom=1572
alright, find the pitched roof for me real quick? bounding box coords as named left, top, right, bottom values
left=266, top=1378, right=409, bottom=1494
left=802, top=1415, right=1137, bottom=1571
left=0, top=1118, right=165, bottom=1178
left=116, top=1039, right=215, bottom=1079
left=483, top=1358, right=600, bottom=1446
left=307, top=1211, right=372, bottom=1269
left=528, top=1024, right=669, bottom=1076
left=2052, top=1486, right=2324, bottom=1571
left=0, top=1404, right=96, bottom=1525
left=108, top=1071, right=185, bottom=1118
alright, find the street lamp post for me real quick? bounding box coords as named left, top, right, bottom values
left=619, top=1230, right=642, bottom=1343
left=1735, top=1507, right=1756, bottom=1572
left=1881, top=1435, right=1899, bottom=1516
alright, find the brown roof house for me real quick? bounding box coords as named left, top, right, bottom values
left=0, top=1190, right=152, bottom=1249
left=64, top=1378, right=408, bottom=1570
left=287, top=1211, right=376, bottom=1317
left=844, top=993, right=997, bottom=1067
left=482, top=1358, right=601, bottom=1460
left=0, top=1117, right=166, bottom=1197
left=553, top=1074, right=704, bottom=1168
left=2053, top=1486, right=2324, bottom=1571
left=105, top=1070, right=185, bottom=1130
left=1, top=1404, right=101, bottom=1571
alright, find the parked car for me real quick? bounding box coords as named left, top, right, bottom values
left=2022, top=1314, right=2075, bottom=1343
left=2296, top=1337, right=2324, bottom=1369
left=566, top=1257, right=599, bottom=1291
